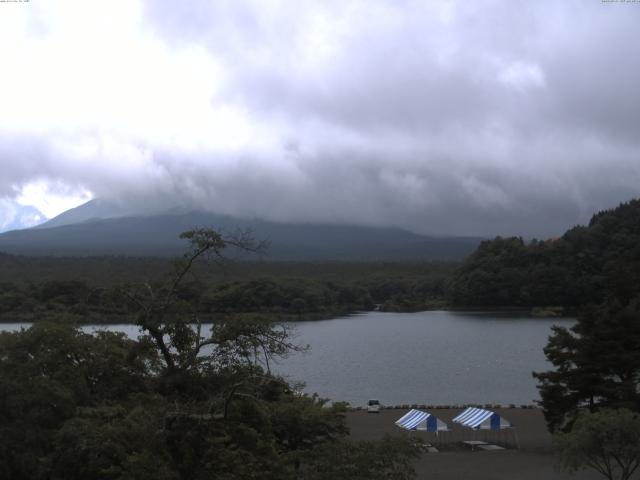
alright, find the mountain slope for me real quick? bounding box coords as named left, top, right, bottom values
left=35, top=198, right=158, bottom=229
left=0, top=210, right=481, bottom=261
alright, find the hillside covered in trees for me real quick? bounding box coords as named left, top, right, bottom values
left=449, top=199, right=640, bottom=309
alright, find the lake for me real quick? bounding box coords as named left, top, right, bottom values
left=1, top=310, right=571, bottom=407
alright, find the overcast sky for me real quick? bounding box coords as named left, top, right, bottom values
left=0, top=0, right=639, bottom=236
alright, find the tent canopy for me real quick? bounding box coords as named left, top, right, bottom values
left=395, top=409, right=449, bottom=432
left=452, top=407, right=512, bottom=430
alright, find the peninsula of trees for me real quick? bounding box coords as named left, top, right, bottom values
left=450, top=198, right=640, bottom=310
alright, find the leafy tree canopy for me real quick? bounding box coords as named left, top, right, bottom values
left=534, top=302, right=640, bottom=432
left=450, top=198, right=640, bottom=308
left=555, top=408, right=640, bottom=480
left=0, top=229, right=419, bottom=480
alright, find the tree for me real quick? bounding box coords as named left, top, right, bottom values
left=299, top=435, right=419, bottom=480
left=555, top=408, right=640, bottom=480
left=0, top=323, right=158, bottom=480
left=50, top=403, right=178, bottom=480
left=450, top=199, right=640, bottom=309
left=533, top=303, right=640, bottom=432
left=0, top=228, right=421, bottom=479
left=120, top=227, right=267, bottom=374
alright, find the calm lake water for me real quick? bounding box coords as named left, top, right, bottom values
left=1, top=311, right=571, bottom=407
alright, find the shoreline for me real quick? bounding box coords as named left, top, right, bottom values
left=347, top=402, right=540, bottom=411
left=346, top=408, right=600, bottom=480
left=347, top=407, right=549, bottom=451
left=0, top=306, right=574, bottom=325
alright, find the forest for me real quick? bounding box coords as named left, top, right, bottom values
left=3, top=199, right=640, bottom=323
left=2, top=201, right=640, bottom=479
left=450, top=199, right=640, bottom=310
left=0, top=230, right=420, bottom=480
left=0, top=255, right=454, bottom=323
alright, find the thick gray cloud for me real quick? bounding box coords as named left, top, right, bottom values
left=1, top=0, right=639, bottom=236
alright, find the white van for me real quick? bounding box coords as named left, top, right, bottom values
left=367, top=399, right=381, bottom=413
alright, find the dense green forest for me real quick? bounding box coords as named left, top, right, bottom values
left=0, top=254, right=455, bottom=322
left=450, top=199, right=640, bottom=310
left=505, top=199, right=640, bottom=443
left=534, top=301, right=640, bottom=432
left=3, top=199, right=640, bottom=322
left=0, top=230, right=419, bottom=480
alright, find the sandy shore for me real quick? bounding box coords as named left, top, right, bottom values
left=346, top=408, right=601, bottom=480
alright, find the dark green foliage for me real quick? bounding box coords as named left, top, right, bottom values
left=39, top=280, right=90, bottom=305
left=0, top=230, right=419, bottom=480
left=450, top=199, right=640, bottom=308
left=0, top=257, right=456, bottom=322
left=0, top=324, right=158, bottom=480
left=50, top=404, right=178, bottom=480
left=534, top=303, right=640, bottom=432
left=202, top=277, right=374, bottom=316
left=555, top=408, right=640, bottom=480
left=299, top=435, right=420, bottom=480
left=450, top=237, right=529, bottom=307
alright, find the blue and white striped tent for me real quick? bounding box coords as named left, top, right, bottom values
left=395, top=409, right=449, bottom=432
left=452, top=407, right=512, bottom=430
